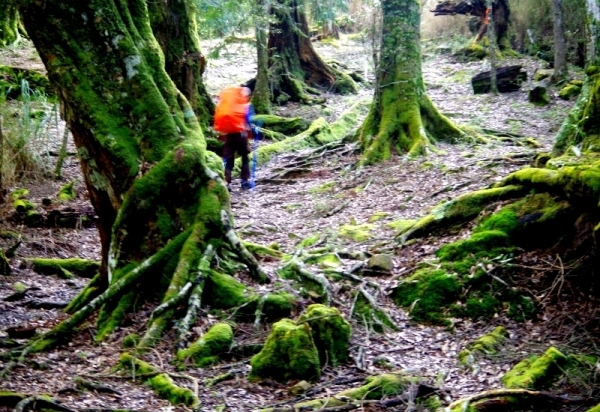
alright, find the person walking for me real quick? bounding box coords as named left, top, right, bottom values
left=214, top=79, right=256, bottom=191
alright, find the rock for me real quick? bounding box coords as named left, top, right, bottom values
left=367, top=254, right=394, bottom=272
left=528, top=84, right=550, bottom=105
left=177, top=323, right=233, bottom=367
left=559, top=81, right=582, bottom=100
left=502, top=347, right=567, bottom=389
left=533, top=68, right=554, bottom=82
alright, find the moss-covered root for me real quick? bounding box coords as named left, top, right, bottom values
left=352, top=287, right=400, bottom=333
left=177, top=323, right=233, bottom=367
left=459, top=326, right=508, bottom=367
left=119, top=353, right=198, bottom=407
left=28, top=257, right=100, bottom=278
left=398, top=185, right=526, bottom=244
left=278, top=257, right=332, bottom=304
left=447, top=388, right=587, bottom=411
left=291, top=373, right=421, bottom=410
left=249, top=319, right=321, bottom=383
left=298, top=304, right=351, bottom=367
left=501, top=347, right=567, bottom=389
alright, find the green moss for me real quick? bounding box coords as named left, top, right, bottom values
left=436, top=230, right=510, bottom=261
left=460, top=294, right=500, bottom=319
left=0, top=66, right=53, bottom=99
left=588, top=404, right=600, bottom=412
left=242, top=240, right=284, bottom=259
left=392, top=269, right=461, bottom=324
left=177, top=323, right=233, bottom=367
left=309, top=182, right=335, bottom=194
left=123, top=334, right=140, bottom=348
left=459, top=326, right=508, bottom=365
left=57, top=181, right=76, bottom=201
left=29, top=258, right=100, bottom=278
left=297, top=234, right=320, bottom=248
left=559, top=83, right=582, bottom=100
left=298, top=304, right=351, bottom=367
left=13, top=199, right=34, bottom=213
left=249, top=319, right=321, bottom=382
left=501, top=347, right=568, bottom=389
left=0, top=391, right=27, bottom=408
left=368, top=212, right=390, bottom=223
left=387, top=219, right=417, bottom=233
left=262, top=292, right=296, bottom=321
left=338, top=373, right=418, bottom=400
left=252, top=114, right=308, bottom=135
left=203, top=271, right=248, bottom=309
left=12, top=188, right=29, bottom=200
left=339, top=222, right=374, bottom=242
left=119, top=353, right=198, bottom=406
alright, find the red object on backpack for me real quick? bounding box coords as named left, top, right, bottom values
left=214, top=86, right=249, bottom=134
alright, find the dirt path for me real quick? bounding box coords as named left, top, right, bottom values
left=1, top=37, right=595, bottom=412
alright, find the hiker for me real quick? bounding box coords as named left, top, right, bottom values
left=214, top=79, right=257, bottom=191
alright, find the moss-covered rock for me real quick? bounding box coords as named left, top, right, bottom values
left=559, top=82, right=582, bottom=100
left=29, top=258, right=100, bottom=278
left=252, top=114, right=308, bottom=135
left=501, top=347, right=568, bottom=389
left=437, top=230, right=510, bottom=261
left=122, top=333, right=140, bottom=348
left=528, top=85, right=550, bottom=106
left=338, top=222, right=374, bottom=242
left=13, top=199, right=35, bottom=213
left=459, top=326, right=508, bottom=365
left=298, top=304, right=350, bottom=367
left=177, top=323, right=233, bottom=367
left=119, top=353, right=198, bottom=406
left=249, top=319, right=321, bottom=382
left=203, top=271, right=248, bottom=309
left=367, top=254, right=394, bottom=272
left=533, top=69, right=553, bottom=82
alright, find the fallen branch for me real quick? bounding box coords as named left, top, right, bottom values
left=447, top=388, right=587, bottom=411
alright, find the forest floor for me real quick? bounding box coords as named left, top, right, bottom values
left=0, top=34, right=598, bottom=412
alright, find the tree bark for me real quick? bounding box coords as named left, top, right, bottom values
left=486, top=0, right=499, bottom=94
left=0, top=1, right=20, bottom=47
left=268, top=0, right=356, bottom=102
left=147, top=0, right=215, bottom=134
left=551, top=0, right=568, bottom=83
left=252, top=0, right=272, bottom=114
left=357, top=0, right=466, bottom=163
left=16, top=0, right=266, bottom=351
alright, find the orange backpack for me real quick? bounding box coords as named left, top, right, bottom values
left=214, top=86, right=249, bottom=134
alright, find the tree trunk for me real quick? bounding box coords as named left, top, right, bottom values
left=486, top=0, right=499, bottom=94
left=17, top=0, right=266, bottom=352
left=147, top=0, right=215, bottom=134
left=553, top=0, right=600, bottom=155
left=268, top=0, right=356, bottom=103
left=252, top=0, right=272, bottom=114
left=357, top=0, right=466, bottom=164
left=551, top=0, right=568, bottom=83
left=0, top=1, right=20, bottom=47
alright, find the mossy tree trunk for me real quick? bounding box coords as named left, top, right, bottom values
left=551, top=0, right=568, bottom=83
left=252, top=0, right=272, bottom=114
left=357, top=0, right=466, bottom=164
left=553, top=0, right=600, bottom=155
left=268, top=0, right=355, bottom=102
left=147, top=0, right=215, bottom=134
left=0, top=0, right=20, bottom=47
left=17, top=0, right=266, bottom=352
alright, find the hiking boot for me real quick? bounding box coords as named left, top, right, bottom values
left=241, top=180, right=253, bottom=190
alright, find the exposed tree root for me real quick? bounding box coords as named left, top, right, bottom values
left=280, top=255, right=333, bottom=304
left=448, top=388, right=587, bottom=411
left=14, top=396, right=75, bottom=412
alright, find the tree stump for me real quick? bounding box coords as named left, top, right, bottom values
left=471, top=65, right=527, bottom=94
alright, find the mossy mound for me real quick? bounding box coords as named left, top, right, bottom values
left=559, top=81, right=583, bottom=100
left=57, top=181, right=76, bottom=201
left=249, top=319, right=321, bottom=382
left=203, top=271, right=248, bottom=309
left=298, top=304, right=350, bottom=367
left=177, top=323, right=233, bottom=367
left=252, top=114, right=308, bottom=135
left=502, top=347, right=567, bottom=389
left=29, top=257, right=100, bottom=278
left=533, top=69, right=554, bottom=82
left=437, top=230, right=510, bottom=261
left=459, top=326, right=508, bottom=365
left=528, top=85, right=550, bottom=106
left=338, top=222, right=374, bottom=242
